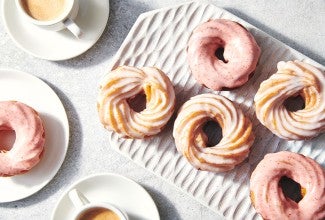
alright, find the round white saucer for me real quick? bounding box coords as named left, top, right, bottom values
left=1, top=0, right=109, bottom=61
left=0, top=69, right=69, bottom=203
left=51, top=173, right=160, bottom=220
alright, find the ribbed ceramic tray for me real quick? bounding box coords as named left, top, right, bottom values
left=105, top=2, right=325, bottom=219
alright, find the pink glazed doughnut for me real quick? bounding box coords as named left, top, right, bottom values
left=0, top=101, right=45, bottom=177
left=250, top=151, right=325, bottom=220
left=187, top=19, right=261, bottom=90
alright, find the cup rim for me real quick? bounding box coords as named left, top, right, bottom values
left=73, top=202, right=128, bottom=220
left=15, top=0, right=74, bottom=26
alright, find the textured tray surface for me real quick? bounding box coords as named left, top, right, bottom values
left=106, top=2, right=325, bottom=219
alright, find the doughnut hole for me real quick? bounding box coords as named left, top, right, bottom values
left=127, top=91, right=146, bottom=112
left=0, top=127, right=16, bottom=152
left=215, top=47, right=228, bottom=63
left=279, top=176, right=304, bottom=203
left=284, top=94, right=305, bottom=112
left=202, top=120, right=222, bottom=147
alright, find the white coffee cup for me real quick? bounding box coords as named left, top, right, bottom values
left=68, top=188, right=128, bottom=220
left=15, top=0, right=82, bottom=38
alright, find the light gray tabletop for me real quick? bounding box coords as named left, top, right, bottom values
left=0, top=0, right=324, bottom=219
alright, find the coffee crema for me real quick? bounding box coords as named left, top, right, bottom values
left=21, top=0, right=67, bottom=21
left=78, top=207, right=120, bottom=220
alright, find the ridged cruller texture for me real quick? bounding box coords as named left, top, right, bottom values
left=254, top=60, right=325, bottom=140
left=173, top=93, right=254, bottom=172
left=97, top=66, right=175, bottom=139
left=250, top=151, right=325, bottom=220
left=106, top=1, right=325, bottom=219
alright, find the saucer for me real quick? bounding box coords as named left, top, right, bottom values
left=51, top=173, right=160, bottom=220
left=1, top=0, right=109, bottom=61
left=0, top=69, right=69, bottom=203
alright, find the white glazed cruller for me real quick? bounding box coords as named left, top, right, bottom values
left=254, top=60, right=325, bottom=140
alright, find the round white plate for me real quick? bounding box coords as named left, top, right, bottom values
left=1, top=0, right=109, bottom=61
left=0, top=69, right=69, bottom=203
left=52, top=173, right=160, bottom=220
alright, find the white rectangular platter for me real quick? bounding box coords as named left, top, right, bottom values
left=106, top=2, right=325, bottom=219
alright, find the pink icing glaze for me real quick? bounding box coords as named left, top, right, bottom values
left=0, top=101, right=45, bottom=177
left=187, top=19, right=261, bottom=90
left=250, top=151, right=325, bottom=220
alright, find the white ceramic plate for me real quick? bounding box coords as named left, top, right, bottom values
left=1, top=0, right=109, bottom=61
left=106, top=2, right=325, bottom=220
left=51, top=173, right=160, bottom=220
left=0, top=69, right=69, bottom=203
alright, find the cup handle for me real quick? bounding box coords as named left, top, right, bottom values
left=68, top=188, right=90, bottom=208
left=63, top=18, right=82, bottom=39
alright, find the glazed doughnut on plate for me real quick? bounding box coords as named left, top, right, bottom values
left=173, top=93, right=254, bottom=172
left=97, top=66, right=176, bottom=139
left=255, top=60, right=325, bottom=140
left=187, top=19, right=261, bottom=90
left=250, top=151, right=325, bottom=219
left=0, top=101, right=45, bottom=177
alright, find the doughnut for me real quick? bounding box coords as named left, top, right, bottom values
left=173, top=93, right=254, bottom=172
left=254, top=60, right=325, bottom=140
left=97, top=66, right=176, bottom=139
left=250, top=151, right=325, bottom=219
left=187, top=19, right=261, bottom=90
left=0, top=101, right=45, bottom=177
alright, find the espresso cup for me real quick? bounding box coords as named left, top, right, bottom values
left=68, top=188, right=128, bottom=220
left=15, top=0, right=82, bottom=38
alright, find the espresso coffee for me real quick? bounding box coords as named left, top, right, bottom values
left=21, top=0, right=67, bottom=21
left=78, top=207, right=120, bottom=220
